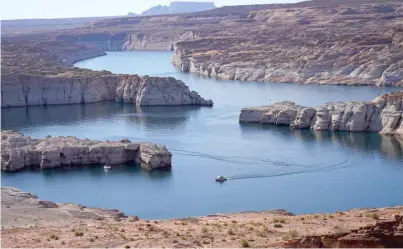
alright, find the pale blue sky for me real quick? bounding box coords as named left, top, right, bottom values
left=1, top=0, right=299, bottom=20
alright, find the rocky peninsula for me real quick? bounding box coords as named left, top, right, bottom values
left=2, top=187, right=402, bottom=248
left=240, top=91, right=403, bottom=140
left=1, top=40, right=213, bottom=108
left=1, top=131, right=172, bottom=171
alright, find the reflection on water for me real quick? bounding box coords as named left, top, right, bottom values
left=239, top=123, right=403, bottom=162
left=36, top=164, right=173, bottom=180
left=1, top=102, right=202, bottom=131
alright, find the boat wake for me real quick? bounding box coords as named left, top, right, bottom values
left=171, top=149, right=349, bottom=181
left=171, top=149, right=308, bottom=167
left=227, top=158, right=348, bottom=181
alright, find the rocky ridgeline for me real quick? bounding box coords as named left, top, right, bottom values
left=1, top=131, right=172, bottom=172
left=171, top=2, right=403, bottom=86
left=1, top=74, right=213, bottom=107
left=239, top=92, right=403, bottom=140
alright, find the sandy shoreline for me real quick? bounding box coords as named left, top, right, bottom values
left=2, top=187, right=402, bottom=248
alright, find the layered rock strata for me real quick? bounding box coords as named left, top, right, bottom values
left=1, top=74, right=213, bottom=107
left=171, top=2, right=403, bottom=86
left=239, top=92, right=403, bottom=139
left=1, top=130, right=172, bottom=172
left=283, top=215, right=403, bottom=248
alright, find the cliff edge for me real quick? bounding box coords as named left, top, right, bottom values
left=240, top=91, right=403, bottom=140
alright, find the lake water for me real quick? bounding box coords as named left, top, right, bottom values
left=2, top=51, right=402, bottom=219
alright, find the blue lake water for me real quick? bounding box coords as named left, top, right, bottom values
left=2, top=51, right=403, bottom=219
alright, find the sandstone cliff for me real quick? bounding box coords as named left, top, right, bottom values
left=4, top=1, right=403, bottom=86
left=1, top=74, right=213, bottom=107
left=1, top=130, right=172, bottom=172
left=239, top=92, right=403, bottom=140
left=141, top=2, right=216, bottom=16
left=1, top=40, right=213, bottom=108
left=283, top=215, right=403, bottom=248
left=170, top=2, right=403, bottom=86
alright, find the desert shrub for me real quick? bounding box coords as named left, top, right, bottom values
left=241, top=239, right=250, bottom=248
left=289, top=229, right=298, bottom=239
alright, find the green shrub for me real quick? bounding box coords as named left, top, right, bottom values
left=273, top=223, right=283, bottom=228
left=241, top=240, right=250, bottom=248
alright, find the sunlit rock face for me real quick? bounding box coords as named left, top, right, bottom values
left=1, top=131, right=173, bottom=171
left=239, top=91, right=403, bottom=140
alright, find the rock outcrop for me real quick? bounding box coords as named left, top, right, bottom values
left=1, top=40, right=213, bottom=108
left=1, top=130, right=172, bottom=171
left=1, top=187, right=126, bottom=229
left=239, top=92, right=403, bottom=140
left=283, top=215, right=403, bottom=248
left=170, top=1, right=403, bottom=86
left=141, top=1, right=216, bottom=16
left=5, top=1, right=403, bottom=86
left=1, top=74, right=213, bottom=107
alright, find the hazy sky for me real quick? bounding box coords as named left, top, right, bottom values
left=1, top=0, right=300, bottom=20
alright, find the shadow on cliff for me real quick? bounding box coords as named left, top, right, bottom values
left=1, top=102, right=203, bottom=131
left=239, top=123, right=403, bottom=162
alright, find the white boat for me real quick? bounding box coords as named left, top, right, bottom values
left=104, top=164, right=112, bottom=170
left=215, top=176, right=227, bottom=182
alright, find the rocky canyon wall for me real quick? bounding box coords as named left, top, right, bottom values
left=239, top=92, right=403, bottom=140
left=1, top=74, right=213, bottom=108
left=56, top=29, right=199, bottom=51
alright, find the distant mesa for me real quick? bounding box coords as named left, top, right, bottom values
left=138, top=1, right=216, bottom=16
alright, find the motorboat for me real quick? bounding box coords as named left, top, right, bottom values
left=104, top=164, right=112, bottom=170
left=215, top=176, right=227, bottom=182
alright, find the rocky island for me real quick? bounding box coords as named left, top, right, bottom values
left=1, top=131, right=172, bottom=171
left=2, top=187, right=403, bottom=248
left=240, top=91, right=403, bottom=140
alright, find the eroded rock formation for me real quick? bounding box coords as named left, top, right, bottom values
left=1, top=131, right=172, bottom=171
left=282, top=215, right=403, bottom=248
left=239, top=92, right=403, bottom=140
left=170, top=2, right=403, bottom=86
left=1, top=74, right=213, bottom=107
left=141, top=1, right=216, bottom=16
left=1, top=40, right=213, bottom=108
left=4, top=1, right=403, bottom=86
